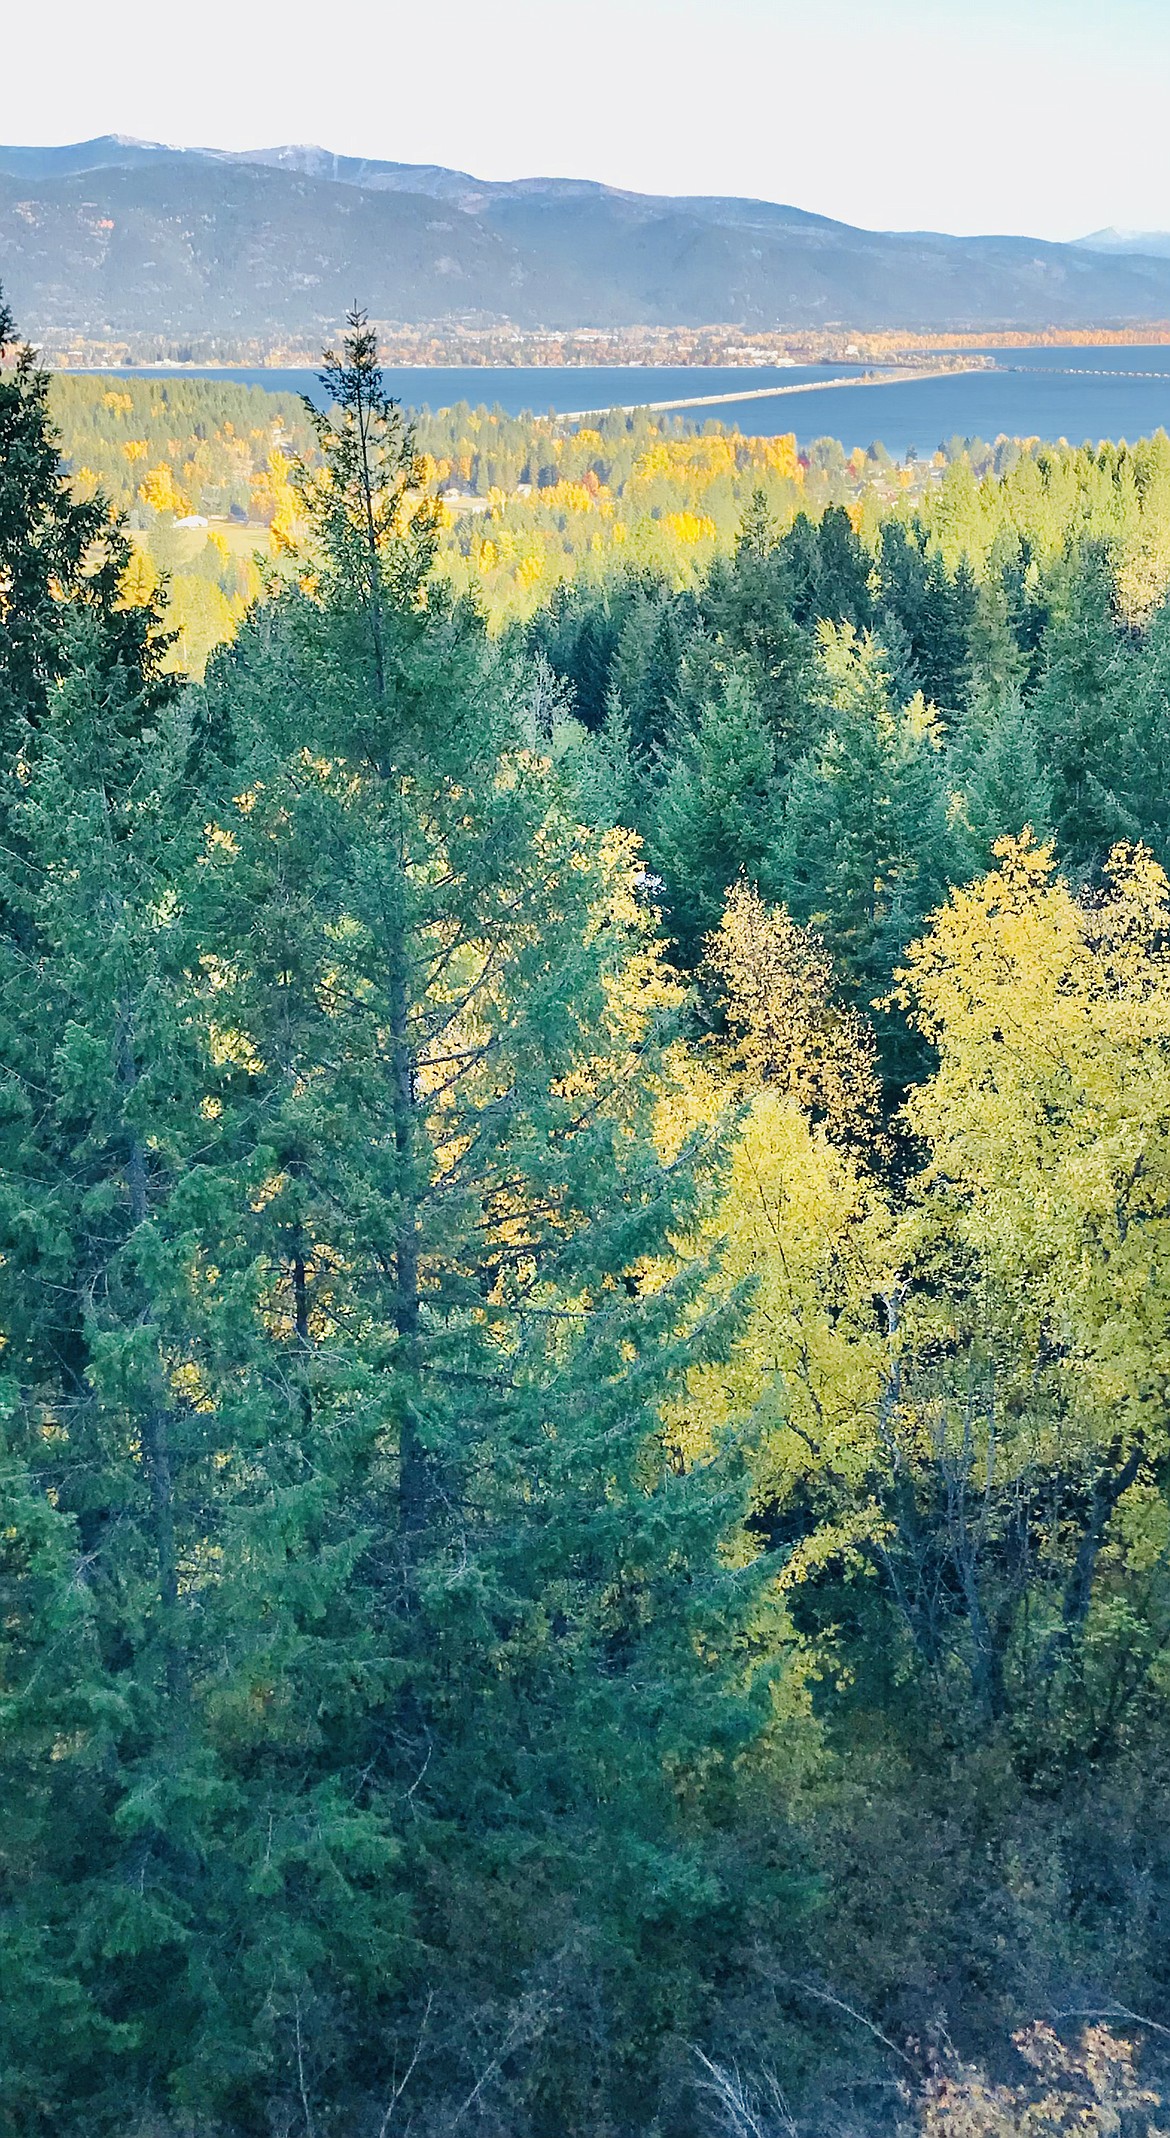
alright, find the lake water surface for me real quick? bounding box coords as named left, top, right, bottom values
left=93, top=351, right=1170, bottom=456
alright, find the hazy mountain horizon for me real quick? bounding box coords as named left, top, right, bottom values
left=5, top=135, right=1170, bottom=340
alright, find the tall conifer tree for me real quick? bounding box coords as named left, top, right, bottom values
left=152, top=314, right=768, bottom=2128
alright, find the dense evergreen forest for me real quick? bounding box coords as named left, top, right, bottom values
left=4, top=295, right=1170, bottom=2137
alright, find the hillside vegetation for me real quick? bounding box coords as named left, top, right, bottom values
left=3, top=298, right=1170, bottom=2136
left=48, top=365, right=1170, bottom=656
left=45, top=370, right=924, bottom=664
left=10, top=135, right=1170, bottom=339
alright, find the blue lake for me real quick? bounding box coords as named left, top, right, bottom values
left=87, top=351, right=1170, bottom=456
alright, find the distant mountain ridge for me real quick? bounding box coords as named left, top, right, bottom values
left=4, top=135, right=1170, bottom=339
left=1080, top=227, right=1170, bottom=259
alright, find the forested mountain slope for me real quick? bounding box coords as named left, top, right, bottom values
left=7, top=134, right=1170, bottom=334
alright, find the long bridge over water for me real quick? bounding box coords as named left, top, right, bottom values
left=555, top=365, right=972, bottom=422
left=556, top=359, right=1170, bottom=424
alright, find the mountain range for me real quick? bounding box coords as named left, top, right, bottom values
left=1080, top=227, right=1170, bottom=260
left=4, top=136, right=1170, bottom=340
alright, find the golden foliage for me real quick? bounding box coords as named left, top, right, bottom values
left=667, top=1081, right=894, bottom=1526
left=659, top=509, right=717, bottom=545
left=703, top=881, right=882, bottom=1148
left=138, top=462, right=191, bottom=517
left=898, top=832, right=1170, bottom=1453
left=920, top=2024, right=1168, bottom=2138
left=119, top=546, right=160, bottom=608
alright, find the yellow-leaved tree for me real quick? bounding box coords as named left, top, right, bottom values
left=876, top=830, right=1170, bottom=1742
left=901, top=830, right=1170, bottom=1428
left=138, top=461, right=191, bottom=517
left=674, top=845, right=1170, bottom=1758
left=702, top=880, right=882, bottom=1149
left=667, top=884, right=896, bottom=1586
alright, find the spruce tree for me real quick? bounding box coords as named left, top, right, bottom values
left=918, top=550, right=976, bottom=712
left=776, top=624, right=953, bottom=1082
left=814, top=503, right=875, bottom=630
left=0, top=302, right=781, bottom=2136
left=0, top=363, right=208, bottom=2125
left=698, top=535, right=817, bottom=760
left=651, top=669, right=785, bottom=960
left=1030, top=543, right=1134, bottom=863
left=774, top=505, right=877, bottom=637
left=0, top=289, right=168, bottom=753
left=950, top=686, right=1055, bottom=874
left=607, top=582, right=697, bottom=768
left=1107, top=594, right=1170, bottom=864
left=165, top=315, right=768, bottom=2128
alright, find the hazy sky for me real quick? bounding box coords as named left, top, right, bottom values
left=5, top=0, right=1169, bottom=240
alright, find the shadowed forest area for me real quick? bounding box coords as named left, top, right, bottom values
left=3, top=296, right=1170, bottom=2137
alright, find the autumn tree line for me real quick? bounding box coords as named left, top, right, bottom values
left=47, top=372, right=882, bottom=530
left=47, top=374, right=890, bottom=668
left=3, top=297, right=1170, bottom=2137
left=50, top=365, right=1170, bottom=658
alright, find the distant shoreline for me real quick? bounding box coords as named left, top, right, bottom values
left=39, top=327, right=1170, bottom=373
